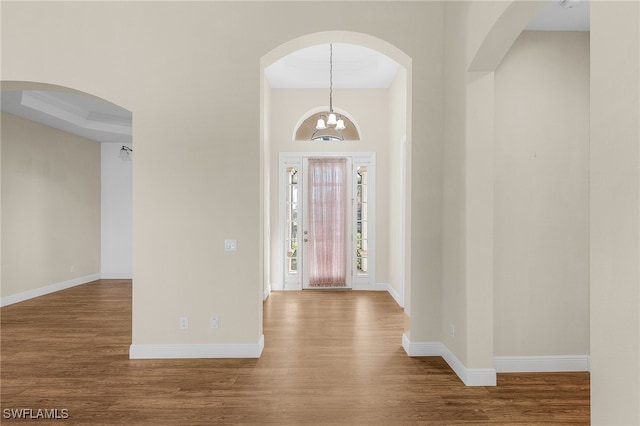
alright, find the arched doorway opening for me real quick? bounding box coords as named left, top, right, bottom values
left=259, top=32, right=412, bottom=321
left=0, top=81, right=132, bottom=306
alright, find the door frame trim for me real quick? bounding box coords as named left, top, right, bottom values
left=278, top=152, right=376, bottom=291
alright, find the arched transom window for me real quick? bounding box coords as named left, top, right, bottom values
left=294, top=112, right=360, bottom=141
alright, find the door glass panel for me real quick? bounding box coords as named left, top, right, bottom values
left=285, top=167, right=298, bottom=275
left=356, top=166, right=368, bottom=276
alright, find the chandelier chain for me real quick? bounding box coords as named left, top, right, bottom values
left=311, top=42, right=345, bottom=140
left=329, top=43, right=333, bottom=112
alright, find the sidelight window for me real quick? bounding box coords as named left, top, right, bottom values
left=285, top=167, right=299, bottom=275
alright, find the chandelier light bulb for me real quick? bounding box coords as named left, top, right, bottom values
left=119, top=145, right=132, bottom=160
left=560, top=0, right=580, bottom=8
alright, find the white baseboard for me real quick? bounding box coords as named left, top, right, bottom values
left=100, top=272, right=132, bottom=280
left=1, top=273, right=101, bottom=307
left=441, top=344, right=497, bottom=386
left=129, top=335, right=265, bottom=359
left=268, top=282, right=404, bottom=308
left=385, top=284, right=404, bottom=308
left=353, top=282, right=385, bottom=291
left=271, top=282, right=285, bottom=291
left=263, top=284, right=272, bottom=301
left=402, top=335, right=444, bottom=356
left=494, top=355, right=590, bottom=373
left=402, top=334, right=497, bottom=386
left=351, top=282, right=404, bottom=308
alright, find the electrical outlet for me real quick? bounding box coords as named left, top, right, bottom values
left=210, top=315, right=219, bottom=329
left=70, top=265, right=75, bottom=273
left=180, top=316, right=189, bottom=329
left=449, top=323, right=455, bottom=338
left=224, top=239, right=237, bottom=252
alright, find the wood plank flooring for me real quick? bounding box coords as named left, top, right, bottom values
left=1, top=280, right=589, bottom=425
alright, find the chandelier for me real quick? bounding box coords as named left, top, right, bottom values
left=312, top=43, right=346, bottom=141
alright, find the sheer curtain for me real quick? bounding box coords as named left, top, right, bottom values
left=307, top=158, right=347, bottom=287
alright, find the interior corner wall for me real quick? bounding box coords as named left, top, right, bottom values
left=494, top=31, right=590, bottom=357
left=388, top=67, right=407, bottom=304
left=262, top=76, right=272, bottom=299
left=1, top=112, right=101, bottom=299
left=101, top=143, right=132, bottom=279
left=442, top=0, right=470, bottom=362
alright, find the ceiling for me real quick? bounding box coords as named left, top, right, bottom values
left=265, top=43, right=400, bottom=89
left=1, top=89, right=132, bottom=144
left=1, top=0, right=589, bottom=144
left=526, top=0, right=590, bottom=31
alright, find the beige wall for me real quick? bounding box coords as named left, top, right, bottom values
left=3, top=2, right=638, bottom=417
left=407, top=3, right=445, bottom=343
left=1, top=1, right=444, bottom=346
left=1, top=112, right=101, bottom=298
left=446, top=0, right=639, bottom=415
left=443, top=2, right=589, bottom=372
left=590, top=1, right=640, bottom=423
left=494, top=31, right=590, bottom=357
left=464, top=70, right=496, bottom=369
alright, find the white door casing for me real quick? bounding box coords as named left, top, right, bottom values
left=279, top=153, right=376, bottom=291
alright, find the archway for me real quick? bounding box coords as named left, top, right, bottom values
left=1, top=81, right=132, bottom=305
left=447, top=1, right=580, bottom=386
left=259, top=32, right=412, bottom=322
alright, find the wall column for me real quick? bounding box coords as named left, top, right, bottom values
left=590, top=1, right=640, bottom=423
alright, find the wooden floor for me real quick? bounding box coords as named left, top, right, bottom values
left=1, top=280, right=589, bottom=425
